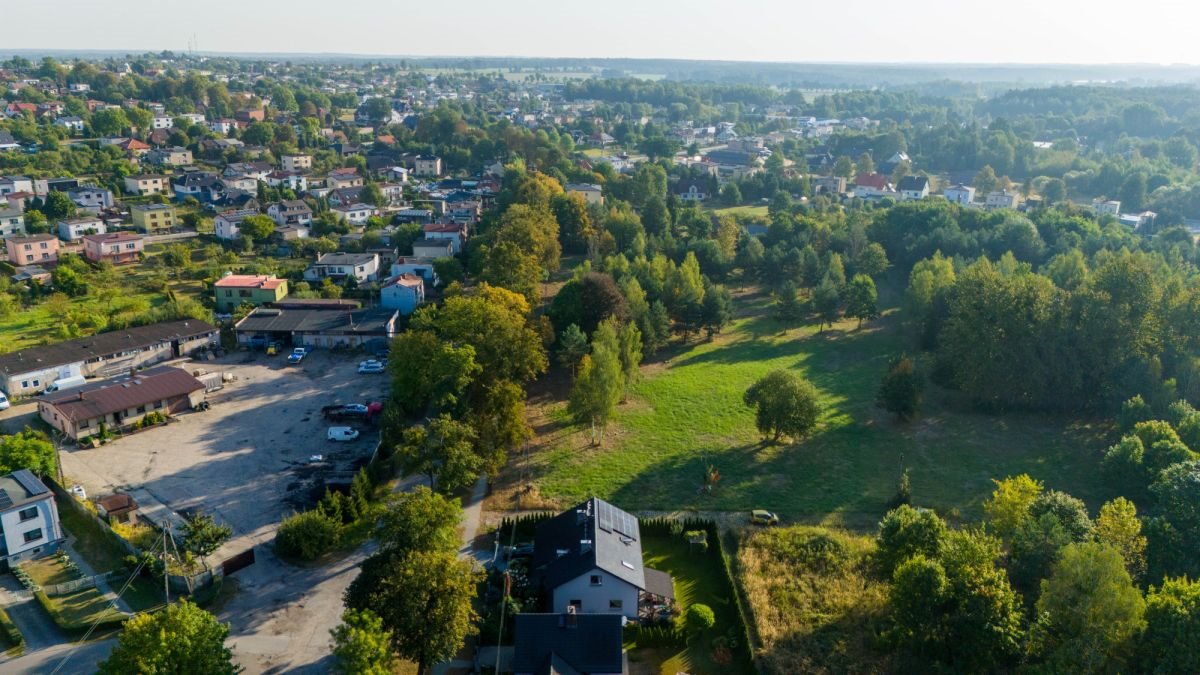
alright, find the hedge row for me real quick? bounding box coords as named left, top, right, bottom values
left=624, top=622, right=684, bottom=648
left=497, top=512, right=553, bottom=543
left=0, top=606, right=24, bottom=652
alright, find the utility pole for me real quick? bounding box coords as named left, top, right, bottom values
left=162, top=528, right=169, bottom=605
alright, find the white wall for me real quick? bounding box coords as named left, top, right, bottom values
left=0, top=497, right=63, bottom=564
left=551, top=570, right=639, bottom=619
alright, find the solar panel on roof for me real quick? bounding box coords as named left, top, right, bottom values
left=11, top=470, right=47, bottom=496
left=596, top=500, right=613, bottom=534
left=614, top=509, right=638, bottom=540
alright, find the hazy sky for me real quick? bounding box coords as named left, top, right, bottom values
left=6, top=0, right=1200, bottom=64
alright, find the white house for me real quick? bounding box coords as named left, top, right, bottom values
left=67, top=187, right=115, bottom=212
left=281, top=154, right=312, bottom=173
left=266, top=171, right=308, bottom=192
left=303, top=252, right=381, bottom=283
left=214, top=209, right=261, bottom=241
left=411, top=238, right=454, bottom=260
left=1093, top=199, right=1121, bottom=216
left=675, top=181, right=708, bottom=202
left=422, top=223, right=465, bottom=254
left=986, top=190, right=1021, bottom=210
left=413, top=156, right=442, bottom=177
left=208, top=119, right=235, bottom=135
left=379, top=274, right=425, bottom=315
left=531, top=498, right=673, bottom=620
left=0, top=470, right=65, bottom=567
left=268, top=200, right=313, bottom=227
left=152, top=115, right=174, bottom=130
left=897, top=175, right=930, bottom=201
left=943, top=183, right=976, bottom=205
left=58, top=216, right=106, bottom=241
left=565, top=183, right=604, bottom=206
left=54, top=116, right=85, bottom=134
left=332, top=203, right=375, bottom=226
left=0, top=208, right=25, bottom=238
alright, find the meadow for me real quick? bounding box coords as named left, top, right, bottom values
left=506, top=291, right=1112, bottom=530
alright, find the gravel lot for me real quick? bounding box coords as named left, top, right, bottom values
left=59, top=349, right=389, bottom=562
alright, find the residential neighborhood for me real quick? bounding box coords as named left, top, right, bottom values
left=0, top=24, right=1198, bottom=675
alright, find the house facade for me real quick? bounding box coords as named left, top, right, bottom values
left=0, top=470, right=65, bottom=568
left=214, top=274, right=289, bottom=312
left=68, top=187, right=115, bottom=212
left=379, top=274, right=425, bottom=315
left=675, top=181, right=708, bottom=202
left=943, top=183, right=976, bottom=205
left=57, top=216, right=106, bottom=241
left=0, top=208, right=25, bottom=238
left=281, top=154, right=312, bottom=172
left=303, top=253, right=380, bottom=283
left=38, top=366, right=207, bottom=440
left=81, top=232, right=144, bottom=265
left=332, top=203, right=375, bottom=225
left=131, top=204, right=177, bottom=233
left=123, top=174, right=170, bottom=197
left=268, top=200, right=313, bottom=227
left=897, top=175, right=930, bottom=201
left=565, top=183, right=604, bottom=205
left=214, top=209, right=261, bottom=241
left=411, top=238, right=454, bottom=260
left=986, top=190, right=1021, bottom=210
left=5, top=234, right=59, bottom=266
left=413, top=155, right=442, bottom=177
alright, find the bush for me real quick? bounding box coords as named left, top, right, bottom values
left=276, top=510, right=342, bottom=560
left=686, top=603, right=716, bottom=636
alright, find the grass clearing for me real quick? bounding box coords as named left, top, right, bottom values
left=738, top=525, right=890, bottom=673
left=712, top=205, right=769, bottom=219
left=56, top=493, right=129, bottom=574
left=502, top=291, right=1111, bottom=530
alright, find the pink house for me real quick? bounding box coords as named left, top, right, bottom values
left=5, top=234, right=59, bottom=266
left=82, top=232, right=145, bottom=265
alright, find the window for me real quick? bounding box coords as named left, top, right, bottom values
left=136, top=405, right=145, bottom=414
left=569, top=599, right=582, bottom=610
left=225, top=290, right=233, bottom=297
left=18, top=507, right=37, bottom=522
left=154, top=401, right=163, bottom=410
left=609, top=599, right=623, bottom=610
left=32, top=380, right=38, bottom=387
left=22, top=529, right=42, bottom=544
left=20, top=381, right=28, bottom=389
left=589, top=575, right=602, bottom=586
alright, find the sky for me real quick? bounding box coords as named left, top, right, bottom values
left=6, top=0, right=1200, bottom=64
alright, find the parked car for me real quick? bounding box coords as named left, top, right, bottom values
left=287, top=347, right=308, bottom=364
left=750, top=509, right=780, bottom=526
left=321, top=402, right=381, bottom=422
left=44, top=375, right=87, bottom=393
left=0, top=393, right=9, bottom=410
left=358, top=359, right=385, bottom=374
left=326, top=427, right=360, bottom=442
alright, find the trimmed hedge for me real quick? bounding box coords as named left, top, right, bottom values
left=0, top=605, right=24, bottom=652
left=497, top=512, right=553, bottom=543
left=624, top=622, right=683, bottom=648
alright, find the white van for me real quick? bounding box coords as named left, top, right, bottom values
left=0, top=393, right=9, bottom=410
left=44, top=375, right=87, bottom=394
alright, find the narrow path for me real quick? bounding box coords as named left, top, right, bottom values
left=458, top=474, right=490, bottom=562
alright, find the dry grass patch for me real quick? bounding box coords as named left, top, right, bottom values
left=739, top=525, right=891, bottom=674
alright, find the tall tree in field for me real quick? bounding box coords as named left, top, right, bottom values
left=97, top=600, right=238, bottom=675
left=345, top=549, right=481, bottom=675
left=331, top=609, right=395, bottom=675
left=813, top=279, right=841, bottom=331
left=616, top=320, right=643, bottom=401
left=569, top=325, right=624, bottom=446
left=743, top=370, right=821, bottom=442
left=1034, top=543, right=1145, bottom=672
left=876, top=355, right=923, bottom=421
left=844, top=274, right=879, bottom=328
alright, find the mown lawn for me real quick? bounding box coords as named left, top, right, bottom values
left=525, top=293, right=1112, bottom=530
left=630, top=532, right=754, bottom=675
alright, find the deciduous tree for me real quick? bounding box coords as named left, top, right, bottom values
left=331, top=609, right=395, bottom=675
left=743, top=370, right=821, bottom=442
left=97, top=600, right=239, bottom=675
left=397, top=415, right=480, bottom=493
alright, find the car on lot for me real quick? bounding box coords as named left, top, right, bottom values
left=287, top=347, right=308, bottom=364
left=358, top=359, right=385, bottom=374
left=750, top=509, right=780, bottom=526
left=326, top=426, right=360, bottom=442
left=322, top=402, right=382, bottom=423
left=0, top=393, right=9, bottom=410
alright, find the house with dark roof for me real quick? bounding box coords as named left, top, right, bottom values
left=0, top=319, right=218, bottom=397
left=38, top=366, right=206, bottom=440
left=531, top=498, right=674, bottom=620
left=897, top=175, right=930, bottom=201
left=0, top=470, right=64, bottom=567
left=513, top=612, right=627, bottom=675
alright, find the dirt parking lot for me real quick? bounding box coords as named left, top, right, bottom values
left=60, top=349, right=389, bottom=562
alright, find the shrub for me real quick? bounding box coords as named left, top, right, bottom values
left=686, top=603, right=716, bottom=637
left=276, top=510, right=342, bottom=560
left=0, top=605, right=23, bottom=651
left=1119, top=395, right=1152, bottom=433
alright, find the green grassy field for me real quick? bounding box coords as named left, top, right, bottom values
left=712, top=205, right=769, bottom=219
left=526, top=293, right=1112, bottom=530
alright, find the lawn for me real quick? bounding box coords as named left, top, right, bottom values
left=22, top=556, right=127, bottom=634
left=514, top=292, right=1112, bottom=530
left=711, top=205, right=769, bottom=219
left=54, top=494, right=164, bottom=613
left=631, top=531, right=754, bottom=675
